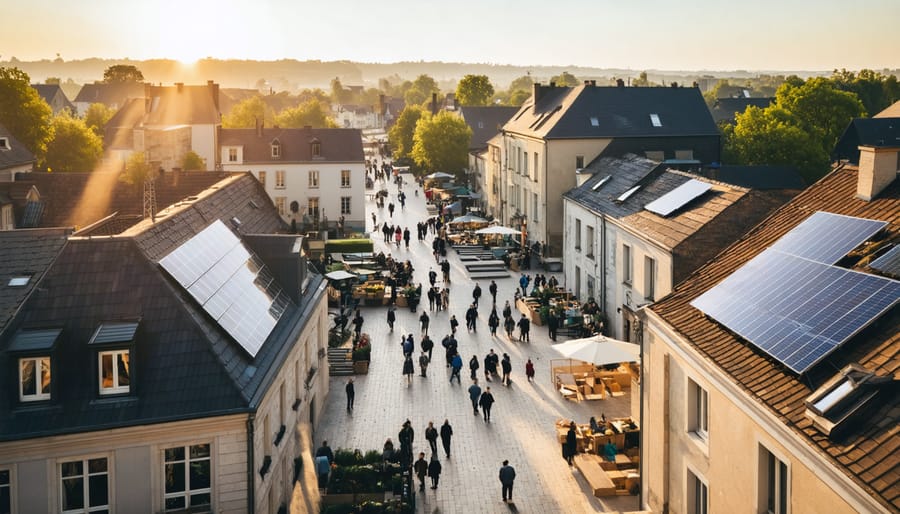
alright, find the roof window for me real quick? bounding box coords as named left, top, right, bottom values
left=590, top=117, right=599, bottom=127
left=649, top=114, right=662, bottom=127
left=805, top=364, right=894, bottom=438
left=0, top=137, right=9, bottom=150
left=8, top=275, right=32, bottom=287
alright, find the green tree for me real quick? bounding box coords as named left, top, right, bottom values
left=102, top=64, right=144, bottom=83
left=45, top=77, right=61, bottom=85
left=43, top=114, right=103, bottom=173
left=508, top=89, right=532, bottom=106
left=0, top=67, right=53, bottom=157
left=275, top=99, right=338, bottom=128
left=181, top=151, right=205, bottom=171
left=330, top=77, right=351, bottom=105
left=120, top=151, right=153, bottom=186
left=404, top=74, right=440, bottom=107
left=632, top=71, right=652, bottom=87
left=829, top=69, right=900, bottom=117
left=508, top=75, right=534, bottom=94
left=222, top=95, right=276, bottom=128
left=456, top=75, right=495, bottom=106
left=776, top=77, right=865, bottom=154
left=83, top=102, right=115, bottom=138
left=388, top=106, right=424, bottom=161
left=411, top=111, right=472, bottom=177
left=549, top=71, right=579, bottom=87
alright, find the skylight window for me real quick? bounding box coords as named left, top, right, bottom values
left=616, top=185, right=641, bottom=202
left=590, top=117, right=599, bottom=127
left=591, top=175, right=612, bottom=191
left=650, top=114, right=662, bottom=127
left=8, top=276, right=31, bottom=287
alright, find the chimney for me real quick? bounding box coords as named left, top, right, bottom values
left=590, top=80, right=596, bottom=86
left=584, top=80, right=591, bottom=86
left=532, top=82, right=544, bottom=107
left=616, top=79, right=625, bottom=87
left=208, top=80, right=219, bottom=111
left=431, top=92, right=439, bottom=115
left=175, top=82, right=183, bottom=92
left=255, top=118, right=263, bottom=138
left=378, top=94, right=386, bottom=115
left=549, top=81, right=556, bottom=88
left=856, top=145, right=900, bottom=201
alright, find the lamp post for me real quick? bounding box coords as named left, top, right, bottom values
left=521, top=217, right=527, bottom=250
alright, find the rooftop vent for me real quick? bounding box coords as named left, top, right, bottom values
left=805, top=363, right=895, bottom=439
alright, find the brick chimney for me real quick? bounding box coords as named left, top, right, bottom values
left=532, top=82, right=545, bottom=112
left=207, top=80, right=219, bottom=111
left=856, top=145, right=899, bottom=201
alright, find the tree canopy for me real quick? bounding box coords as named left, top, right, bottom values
left=120, top=151, right=154, bottom=186
left=776, top=77, right=866, bottom=153
left=404, top=74, right=440, bottom=108
left=549, top=71, right=579, bottom=87
left=455, top=75, right=495, bottom=106
left=43, top=114, right=104, bottom=173
left=830, top=69, right=900, bottom=116
left=0, top=67, right=53, bottom=157
left=181, top=151, right=205, bottom=171
left=388, top=106, right=424, bottom=162
left=411, top=111, right=472, bottom=176
left=222, top=95, right=276, bottom=128
left=275, top=99, right=338, bottom=128
left=102, top=64, right=144, bottom=83
left=83, top=102, right=115, bottom=138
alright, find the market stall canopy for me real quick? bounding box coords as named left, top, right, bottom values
left=449, top=214, right=489, bottom=225
left=475, top=225, right=521, bottom=236
left=325, top=270, right=356, bottom=281
left=442, top=201, right=463, bottom=215
left=425, top=171, right=455, bottom=180
left=552, top=335, right=640, bottom=366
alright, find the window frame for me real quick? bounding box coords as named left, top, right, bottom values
left=575, top=155, right=584, bottom=169
left=271, top=142, right=281, bottom=159
left=258, top=171, right=267, bottom=188
left=274, top=197, right=286, bottom=216
left=585, top=225, right=595, bottom=259
left=59, top=456, right=109, bottom=514
left=340, top=169, right=351, bottom=188
left=686, top=467, right=708, bottom=514
left=308, top=197, right=319, bottom=218
left=19, top=355, right=51, bottom=402
left=574, top=219, right=582, bottom=251
left=98, top=349, right=131, bottom=396
left=0, top=467, right=12, bottom=514
left=274, top=170, right=286, bottom=189
left=687, top=377, right=709, bottom=441
left=758, top=444, right=790, bottom=514
left=308, top=170, right=319, bottom=188
left=644, top=255, right=656, bottom=300
left=163, top=443, right=212, bottom=513
left=340, top=196, right=352, bottom=215
left=227, top=147, right=238, bottom=162
left=623, top=244, right=633, bottom=284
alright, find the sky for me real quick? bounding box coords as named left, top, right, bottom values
left=3, top=0, right=899, bottom=71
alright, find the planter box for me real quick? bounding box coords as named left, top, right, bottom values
left=353, top=361, right=369, bottom=374
left=321, top=492, right=384, bottom=506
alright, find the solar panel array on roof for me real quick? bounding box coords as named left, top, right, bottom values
left=870, top=245, right=900, bottom=277
left=644, top=179, right=712, bottom=216
left=159, top=220, right=291, bottom=357
left=691, top=210, right=900, bottom=375
left=770, top=211, right=886, bottom=264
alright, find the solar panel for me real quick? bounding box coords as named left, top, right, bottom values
left=692, top=249, right=900, bottom=374
left=870, top=245, right=900, bottom=276
left=644, top=179, right=712, bottom=217
left=159, top=220, right=291, bottom=357
left=770, top=211, right=887, bottom=265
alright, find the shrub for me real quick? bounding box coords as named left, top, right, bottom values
left=325, top=239, right=374, bottom=254
left=353, top=345, right=371, bottom=362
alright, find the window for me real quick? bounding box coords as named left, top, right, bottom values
left=271, top=141, right=281, bottom=159
left=98, top=350, right=130, bottom=395
left=687, top=468, right=708, bottom=514
left=760, top=446, right=789, bottom=514
left=644, top=256, right=656, bottom=300
left=19, top=356, right=51, bottom=402
left=532, top=193, right=538, bottom=222
left=340, top=169, right=351, bottom=188
left=623, top=245, right=633, bottom=284
left=228, top=148, right=238, bottom=162
left=308, top=198, right=319, bottom=218
left=590, top=116, right=599, bottom=126
left=311, top=141, right=321, bottom=157
left=533, top=153, right=539, bottom=182
left=8, top=275, right=31, bottom=286
left=688, top=378, right=709, bottom=439
left=645, top=150, right=665, bottom=161
left=60, top=457, right=108, bottom=513
left=0, top=137, right=8, bottom=150
left=574, top=265, right=581, bottom=298
left=308, top=170, right=319, bottom=188
left=523, top=152, right=528, bottom=177
left=341, top=197, right=352, bottom=215
left=675, top=149, right=694, bottom=160
left=258, top=171, right=266, bottom=188
left=275, top=170, right=285, bottom=189
left=1, top=469, right=10, bottom=514
left=650, top=113, right=662, bottom=127
left=575, top=219, right=582, bottom=250
left=275, top=197, right=286, bottom=216
left=575, top=155, right=584, bottom=169
left=164, top=444, right=211, bottom=512
left=586, top=226, right=595, bottom=258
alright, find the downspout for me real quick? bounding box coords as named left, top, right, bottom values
left=543, top=142, right=549, bottom=255
left=246, top=413, right=256, bottom=514
left=600, top=216, right=607, bottom=314
left=638, top=313, right=645, bottom=511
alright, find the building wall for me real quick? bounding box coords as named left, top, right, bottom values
left=191, top=124, right=219, bottom=170
left=0, top=163, right=33, bottom=182
left=641, top=313, right=882, bottom=514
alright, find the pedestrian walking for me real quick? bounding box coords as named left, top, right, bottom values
left=399, top=420, right=414, bottom=467
left=519, top=274, right=530, bottom=297
left=504, top=315, right=515, bottom=340
left=449, top=314, right=459, bottom=334
left=525, top=358, right=535, bottom=382
left=388, top=202, right=395, bottom=218
left=501, top=353, right=512, bottom=386
left=427, top=455, right=442, bottom=489
left=440, top=419, right=453, bottom=458
left=565, top=421, right=577, bottom=465
left=499, top=460, right=517, bottom=502
left=468, top=379, right=482, bottom=415
left=547, top=309, right=558, bottom=341
left=352, top=310, right=364, bottom=339
left=428, top=268, right=437, bottom=287
left=345, top=378, right=355, bottom=411
left=472, top=283, right=482, bottom=307
left=441, top=288, right=450, bottom=310
left=488, top=308, right=499, bottom=336
left=414, top=452, right=428, bottom=491
left=441, top=260, right=451, bottom=283
left=465, top=304, right=478, bottom=331
left=489, top=280, right=498, bottom=304
left=517, top=314, right=531, bottom=342
left=427, top=287, right=436, bottom=310
left=422, top=335, right=434, bottom=361
left=469, top=354, right=480, bottom=380
left=402, top=334, right=414, bottom=357
left=502, top=300, right=512, bottom=320
left=419, top=311, right=430, bottom=335
left=418, top=352, right=430, bottom=377
left=425, top=421, right=438, bottom=455
left=479, top=387, right=495, bottom=422
left=403, top=355, right=414, bottom=385
left=450, top=353, right=463, bottom=384
left=403, top=227, right=410, bottom=248
left=394, top=227, right=402, bottom=247
left=386, top=307, right=396, bottom=332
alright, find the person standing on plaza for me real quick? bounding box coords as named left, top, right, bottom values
left=427, top=455, right=442, bottom=489
left=441, top=287, right=450, bottom=310
left=425, top=421, right=438, bottom=455
left=450, top=352, right=463, bottom=384
left=479, top=386, right=495, bottom=422
left=547, top=309, right=559, bottom=342
left=419, top=351, right=430, bottom=378
left=565, top=421, right=577, bottom=466
left=488, top=307, right=499, bottom=336
left=441, top=259, right=451, bottom=283
left=345, top=378, right=355, bottom=411
left=399, top=420, right=414, bottom=468
left=403, top=354, right=414, bottom=385
left=504, top=314, right=515, bottom=340
left=427, top=286, right=436, bottom=311
left=525, top=358, right=535, bottom=382
left=402, top=334, right=414, bottom=357
left=472, top=283, right=482, bottom=307
left=428, top=268, right=437, bottom=287
left=468, top=378, right=482, bottom=415
left=502, top=300, right=512, bottom=320
left=489, top=280, right=498, bottom=304
left=352, top=310, right=364, bottom=340
left=469, top=354, right=480, bottom=380
left=519, top=274, right=530, bottom=297
left=403, top=227, right=411, bottom=249
left=465, top=304, right=478, bottom=331
left=419, top=311, right=430, bottom=335
left=394, top=226, right=402, bottom=247
left=388, top=202, right=395, bottom=218
left=440, top=419, right=453, bottom=458
left=499, top=460, right=517, bottom=502
left=501, top=353, right=512, bottom=386
left=517, top=314, right=531, bottom=342
left=421, top=335, right=434, bottom=361
left=414, top=452, right=428, bottom=491
left=449, top=314, right=459, bottom=334
left=386, top=307, right=396, bottom=332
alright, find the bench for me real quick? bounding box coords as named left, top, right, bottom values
left=574, top=454, right=616, bottom=497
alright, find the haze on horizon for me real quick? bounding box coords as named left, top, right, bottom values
left=4, top=0, right=899, bottom=72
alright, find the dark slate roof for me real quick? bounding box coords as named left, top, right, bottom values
left=833, top=117, right=900, bottom=164
left=73, top=82, right=145, bottom=107
left=649, top=164, right=900, bottom=511
left=0, top=123, right=36, bottom=169
left=459, top=106, right=519, bottom=150
left=503, top=85, right=719, bottom=140
left=143, top=83, right=221, bottom=125
left=14, top=170, right=233, bottom=230
left=103, top=98, right=145, bottom=150
left=31, top=84, right=75, bottom=113
left=220, top=127, right=365, bottom=163
left=702, top=165, right=806, bottom=190
left=0, top=174, right=325, bottom=441
left=709, top=97, right=774, bottom=124
left=0, top=228, right=71, bottom=334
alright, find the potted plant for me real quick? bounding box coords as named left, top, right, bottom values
left=353, top=335, right=371, bottom=374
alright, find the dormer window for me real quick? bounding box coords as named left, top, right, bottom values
left=89, top=322, right=138, bottom=397
left=271, top=140, right=281, bottom=159
left=310, top=139, right=321, bottom=158
left=9, top=328, right=61, bottom=403
left=805, top=363, right=892, bottom=438
left=0, top=137, right=9, bottom=150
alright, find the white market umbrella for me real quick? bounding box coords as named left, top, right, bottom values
left=449, top=214, right=488, bottom=224
left=475, top=225, right=521, bottom=236
left=552, top=335, right=640, bottom=366
left=325, top=270, right=356, bottom=281
left=425, top=171, right=455, bottom=180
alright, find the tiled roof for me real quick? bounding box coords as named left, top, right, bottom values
left=459, top=106, right=519, bottom=150
left=220, top=127, right=364, bottom=163
left=30, top=84, right=75, bottom=113
left=143, top=83, right=220, bottom=125
left=876, top=101, right=900, bottom=118
left=103, top=98, right=145, bottom=150
left=649, top=164, right=900, bottom=511
left=14, top=170, right=233, bottom=230
left=833, top=117, right=900, bottom=164
left=503, top=85, right=718, bottom=140
left=0, top=228, right=71, bottom=334
left=704, top=165, right=806, bottom=190
left=0, top=123, right=36, bottom=169
left=709, top=97, right=774, bottom=124
left=73, top=82, right=145, bottom=106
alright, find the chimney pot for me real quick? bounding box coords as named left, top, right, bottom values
left=616, top=79, right=625, bottom=88
left=175, top=82, right=184, bottom=92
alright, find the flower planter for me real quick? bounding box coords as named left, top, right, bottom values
left=353, top=361, right=369, bottom=374
left=321, top=492, right=384, bottom=506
